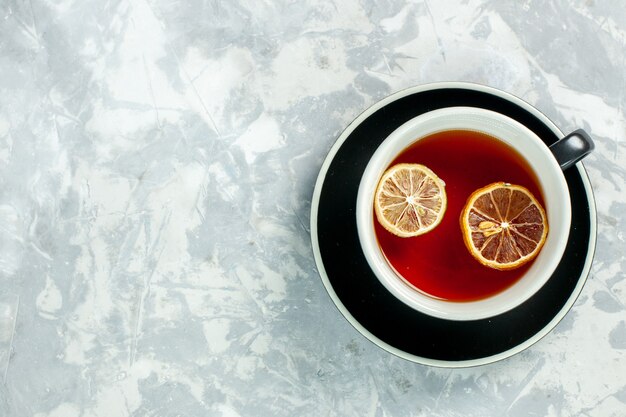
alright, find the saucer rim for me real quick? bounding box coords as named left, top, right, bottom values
left=310, top=82, right=597, bottom=368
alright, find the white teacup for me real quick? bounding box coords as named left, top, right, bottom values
left=356, top=106, right=593, bottom=321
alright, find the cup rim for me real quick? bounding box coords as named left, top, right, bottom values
left=356, top=106, right=572, bottom=321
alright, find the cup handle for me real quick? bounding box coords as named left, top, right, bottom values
left=549, top=129, right=595, bottom=171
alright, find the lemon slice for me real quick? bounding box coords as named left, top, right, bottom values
left=460, top=182, right=548, bottom=270
left=374, top=163, right=447, bottom=237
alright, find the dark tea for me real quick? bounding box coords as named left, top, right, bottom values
left=374, top=129, right=545, bottom=302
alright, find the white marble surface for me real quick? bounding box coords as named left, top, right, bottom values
left=0, top=0, right=625, bottom=416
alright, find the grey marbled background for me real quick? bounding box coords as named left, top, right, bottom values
left=0, top=0, right=625, bottom=416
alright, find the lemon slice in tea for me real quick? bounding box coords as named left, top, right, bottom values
left=460, top=182, right=548, bottom=270
left=374, top=163, right=447, bottom=237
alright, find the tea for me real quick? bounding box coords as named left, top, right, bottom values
left=374, top=129, right=545, bottom=302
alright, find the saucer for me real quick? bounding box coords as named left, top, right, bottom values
left=310, top=82, right=597, bottom=367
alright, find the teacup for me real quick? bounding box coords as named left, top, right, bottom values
left=356, top=106, right=594, bottom=321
